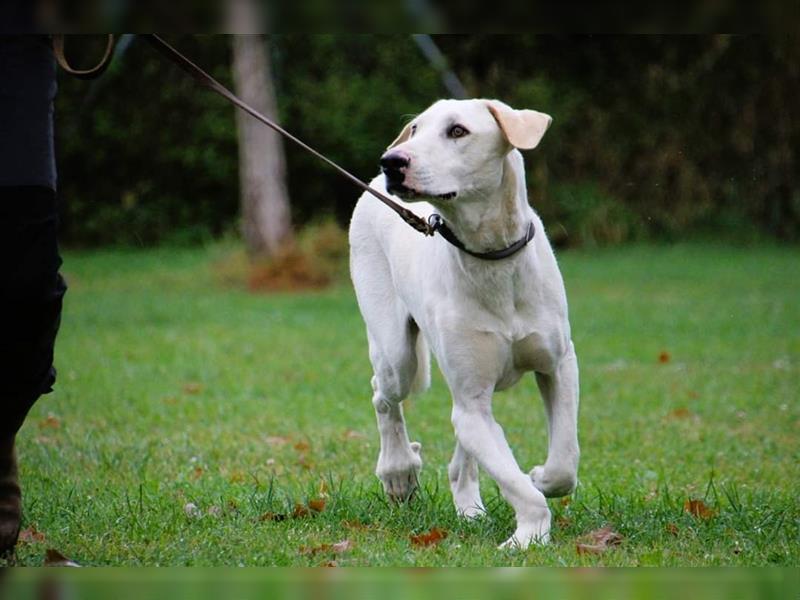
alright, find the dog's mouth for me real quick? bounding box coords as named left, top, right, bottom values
left=387, top=182, right=457, bottom=201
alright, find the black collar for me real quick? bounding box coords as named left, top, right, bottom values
left=427, top=214, right=535, bottom=260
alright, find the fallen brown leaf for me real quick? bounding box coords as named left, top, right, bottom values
left=228, top=469, right=246, bottom=483
left=658, top=351, right=671, bottom=364
left=44, top=548, right=81, bottom=567
left=18, top=526, right=46, bottom=544
left=259, top=512, right=287, bottom=522
left=293, top=441, right=310, bottom=452
left=410, top=527, right=448, bottom=547
left=576, top=543, right=607, bottom=555
left=666, top=523, right=679, bottom=536
left=669, top=407, right=690, bottom=419
left=684, top=498, right=716, bottom=519
left=299, top=539, right=352, bottom=557
left=331, top=539, right=353, bottom=553
left=182, top=382, right=203, bottom=395
left=344, top=429, right=366, bottom=440
left=293, top=503, right=310, bottom=519
left=576, top=526, right=623, bottom=555
left=38, top=414, right=60, bottom=430
left=191, top=466, right=204, bottom=480
left=322, top=560, right=338, bottom=567
left=308, top=498, right=326, bottom=513
left=265, top=435, right=290, bottom=447
left=556, top=516, right=572, bottom=529
left=299, top=543, right=329, bottom=556
left=560, top=497, right=572, bottom=507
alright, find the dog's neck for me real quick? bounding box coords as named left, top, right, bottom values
left=431, top=151, right=532, bottom=255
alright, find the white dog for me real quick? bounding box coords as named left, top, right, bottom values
left=348, top=99, right=579, bottom=548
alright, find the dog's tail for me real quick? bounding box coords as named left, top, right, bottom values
left=410, top=333, right=431, bottom=394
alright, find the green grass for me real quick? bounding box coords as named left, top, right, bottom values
left=8, top=242, right=800, bottom=566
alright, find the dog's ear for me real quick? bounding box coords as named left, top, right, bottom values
left=486, top=100, right=552, bottom=150
left=387, top=121, right=413, bottom=149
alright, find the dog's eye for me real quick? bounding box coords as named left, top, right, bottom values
left=448, top=125, right=469, bottom=139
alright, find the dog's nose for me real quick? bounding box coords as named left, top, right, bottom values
left=380, top=150, right=411, bottom=171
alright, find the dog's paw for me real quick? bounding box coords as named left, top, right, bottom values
left=376, top=443, right=423, bottom=502
left=456, top=502, right=486, bottom=520
left=529, top=465, right=577, bottom=498
left=498, top=523, right=550, bottom=550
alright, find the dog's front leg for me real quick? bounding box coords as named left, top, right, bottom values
left=531, top=341, right=580, bottom=497
left=372, top=376, right=422, bottom=502
left=450, top=393, right=550, bottom=548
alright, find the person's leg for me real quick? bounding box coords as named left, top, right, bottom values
left=0, top=33, right=63, bottom=555
left=0, top=186, right=66, bottom=555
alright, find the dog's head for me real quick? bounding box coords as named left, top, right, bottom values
left=380, top=99, right=551, bottom=203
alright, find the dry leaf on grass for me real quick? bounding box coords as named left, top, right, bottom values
left=658, top=351, right=671, bottom=364
left=299, top=539, right=353, bottom=557
left=191, top=466, right=204, bottom=480
left=684, top=498, right=716, bottom=519
left=669, top=407, right=691, bottom=419
left=293, top=441, right=310, bottom=452
left=666, top=523, right=680, bottom=536
left=556, top=516, right=572, bottom=529
left=265, top=436, right=290, bottom=447
left=575, top=526, right=623, bottom=555
left=308, top=498, right=326, bottom=513
left=38, top=414, right=61, bottom=429
left=228, top=470, right=246, bottom=484
left=182, top=382, right=203, bottom=395
left=409, top=527, right=448, bottom=547
left=344, top=430, right=366, bottom=440
left=259, top=512, right=287, bottom=522
left=44, top=548, right=81, bottom=567
left=18, top=526, right=46, bottom=544
left=292, top=503, right=310, bottom=519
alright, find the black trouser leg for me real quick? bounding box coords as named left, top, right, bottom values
left=0, top=186, right=67, bottom=438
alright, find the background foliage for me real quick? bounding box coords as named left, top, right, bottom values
left=55, top=35, right=800, bottom=247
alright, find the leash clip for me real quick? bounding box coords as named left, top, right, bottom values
left=426, top=213, right=444, bottom=236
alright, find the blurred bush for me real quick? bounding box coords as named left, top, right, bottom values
left=55, top=35, right=799, bottom=247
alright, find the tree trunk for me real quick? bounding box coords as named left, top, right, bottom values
left=229, top=14, right=292, bottom=259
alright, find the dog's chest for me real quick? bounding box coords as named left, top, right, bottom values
left=458, top=266, right=564, bottom=377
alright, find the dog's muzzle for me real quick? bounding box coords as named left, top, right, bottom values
left=380, top=150, right=410, bottom=190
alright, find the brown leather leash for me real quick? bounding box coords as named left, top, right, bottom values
left=143, top=34, right=436, bottom=237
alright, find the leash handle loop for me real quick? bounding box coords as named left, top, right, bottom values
left=53, top=34, right=116, bottom=80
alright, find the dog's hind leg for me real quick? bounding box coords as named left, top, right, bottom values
left=530, top=342, right=580, bottom=497
left=448, top=440, right=484, bottom=518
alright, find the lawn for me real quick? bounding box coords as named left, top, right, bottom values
left=8, top=242, right=800, bottom=566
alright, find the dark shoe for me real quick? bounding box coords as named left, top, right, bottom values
left=0, top=435, right=21, bottom=557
